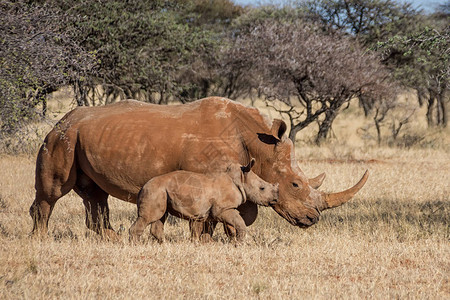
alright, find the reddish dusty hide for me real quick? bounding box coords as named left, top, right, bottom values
left=129, top=160, right=278, bottom=242
left=30, top=97, right=368, bottom=239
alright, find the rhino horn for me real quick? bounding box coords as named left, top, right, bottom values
left=309, top=172, right=326, bottom=189
left=323, top=170, right=369, bottom=209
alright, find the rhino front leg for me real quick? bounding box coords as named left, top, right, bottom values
left=74, top=173, right=117, bottom=240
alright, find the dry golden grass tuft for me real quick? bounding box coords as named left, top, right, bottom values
left=0, top=96, right=449, bottom=298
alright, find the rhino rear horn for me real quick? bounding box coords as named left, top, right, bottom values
left=309, top=173, right=326, bottom=189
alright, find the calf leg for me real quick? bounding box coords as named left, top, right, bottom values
left=129, top=188, right=167, bottom=243
left=149, top=213, right=167, bottom=243
left=216, top=209, right=247, bottom=242
left=223, top=201, right=258, bottom=239
left=189, top=219, right=217, bottom=242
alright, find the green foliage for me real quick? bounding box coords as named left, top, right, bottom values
left=1, top=0, right=448, bottom=152
left=180, top=0, right=244, bottom=28
left=373, top=24, right=449, bottom=126
left=52, top=0, right=221, bottom=103
left=299, top=0, right=421, bottom=46
left=376, top=26, right=449, bottom=83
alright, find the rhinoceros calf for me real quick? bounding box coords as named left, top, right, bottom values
left=129, top=159, right=278, bottom=242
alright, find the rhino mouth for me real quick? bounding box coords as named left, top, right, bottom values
left=295, top=214, right=320, bottom=228
left=272, top=204, right=320, bottom=228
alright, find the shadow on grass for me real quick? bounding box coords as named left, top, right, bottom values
left=320, top=199, right=449, bottom=240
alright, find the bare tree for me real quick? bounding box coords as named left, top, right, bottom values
left=0, top=0, right=97, bottom=134
left=222, top=19, right=394, bottom=144
left=370, top=95, right=416, bottom=145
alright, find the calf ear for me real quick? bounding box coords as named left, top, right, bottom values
left=241, top=158, right=255, bottom=173
left=257, top=119, right=287, bottom=145
left=227, top=164, right=247, bottom=203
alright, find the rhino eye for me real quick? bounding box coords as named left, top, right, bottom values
left=260, top=187, right=265, bottom=191
left=292, top=182, right=299, bottom=188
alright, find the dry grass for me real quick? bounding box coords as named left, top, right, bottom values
left=0, top=96, right=449, bottom=298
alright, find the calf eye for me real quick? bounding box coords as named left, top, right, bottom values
left=292, top=182, right=299, bottom=187
left=260, top=187, right=265, bottom=191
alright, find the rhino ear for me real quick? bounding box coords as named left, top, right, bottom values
left=257, top=119, right=287, bottom=145
left=257, top=133, right=280, bottom=145
left=272, top=119, right=287, bottom=140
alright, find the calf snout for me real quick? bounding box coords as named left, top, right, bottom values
left=269, top=184, right=279, bottom=206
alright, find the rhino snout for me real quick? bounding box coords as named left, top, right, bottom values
left=296, top=207, right=320, bottom=227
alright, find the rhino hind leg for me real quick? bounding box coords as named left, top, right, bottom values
left=72, top=173, right=117, bottom=239
left=30, top=140, right=78, bottom=237
left=29, top=194, right=60, bottom=237
left=130, top=216, right=165, bottom=244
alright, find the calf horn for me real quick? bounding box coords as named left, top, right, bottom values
left=323, top=170, right=369, bottom=209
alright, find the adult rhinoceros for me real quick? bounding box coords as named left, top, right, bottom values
left=30, top=97, right=368, bottom=238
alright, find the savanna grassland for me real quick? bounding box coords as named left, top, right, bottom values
left=0, top=96, right=449, bottom=299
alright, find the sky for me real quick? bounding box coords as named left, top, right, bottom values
left=232, top=0, right=448, bottom=13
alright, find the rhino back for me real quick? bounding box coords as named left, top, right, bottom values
left=57, top=99, right=254, bottom=202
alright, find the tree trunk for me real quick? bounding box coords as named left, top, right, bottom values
left=315, top=109, right=338, bottom=145
left=82, top=86, right=89, bottom=106
left=42, top=98, right=47, bottom=117
left=435, top=90, right=447, bottom=127
left=442, top=100, right=447, bottom=128
left=417, top=89, right=425, bottom=107
left=289, top=126, right=301, bottom=143
left=426, top=96, right=435, bottom=127
left=375, top=119, right=381, bottom=145
left=438, top=91, right=448, bottom=127
left=74, top=80, right=89, bottom=106
left=73, top=82, right=83, bottom=106
left=159, top=89, right=165, bottom=105
left=359, top=95, right=372, bottom=117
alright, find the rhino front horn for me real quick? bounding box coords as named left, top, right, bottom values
left=323, top=170, right=369, bottom=209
